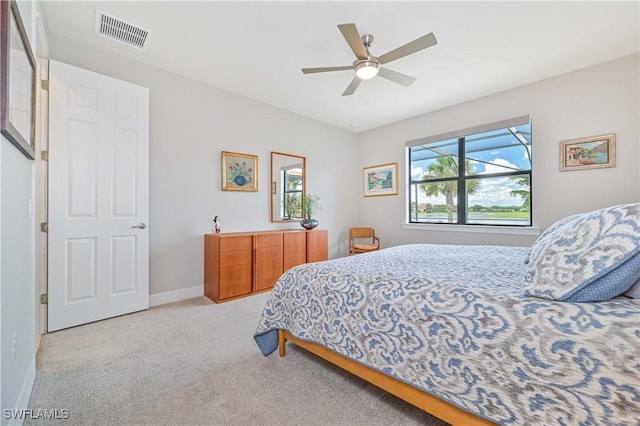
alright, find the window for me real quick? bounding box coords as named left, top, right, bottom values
left=407, top=116, right=532, bottom=226
left=280, top=167, right=303, bottom=218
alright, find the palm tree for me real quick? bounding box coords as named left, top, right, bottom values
left=509, top=176, right=530, bottom=209
left=420, top=156, right=479, bottom=222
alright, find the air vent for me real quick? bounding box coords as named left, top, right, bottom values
left=95, top=11, right=148, bottom=49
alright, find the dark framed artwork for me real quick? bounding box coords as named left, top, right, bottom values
left=0, top=0, right=36, bottom=159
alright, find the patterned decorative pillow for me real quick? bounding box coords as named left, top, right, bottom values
left=522, top=203, right=640, bottom=302
left=524, top=213, right=585, bottom=264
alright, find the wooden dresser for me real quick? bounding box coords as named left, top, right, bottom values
left=204, top=229, right=328, bottom=303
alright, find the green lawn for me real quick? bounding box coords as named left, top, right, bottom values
left=469, top=211, right=530, bottom=218
left=416, top=211, right=530, bottom=218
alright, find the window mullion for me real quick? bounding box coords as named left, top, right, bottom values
left=413, top=184, right=418, bottom=222
left=458, top=137, right=466, bottom=224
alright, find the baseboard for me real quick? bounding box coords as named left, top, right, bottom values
left=149, top=285, right=203, bottom=307
left=7, top=356, right=36, bottom=426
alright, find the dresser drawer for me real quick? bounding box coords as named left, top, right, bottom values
left=307, top=230, right=328, bottom=263
left=255, top=259, right=283, bottom=291
left=255, top=246, right=283, bottom=263
left=284, top=232, right=307, bottom=270
left=219, top=265, right=252, bottom=282
left=218, top=278, right=253, bottom=300
left=219, top=236, right=253, bottom=252
left=219, top=250, right=252, bottom=267
left=256, top=233, right=283, bottom=248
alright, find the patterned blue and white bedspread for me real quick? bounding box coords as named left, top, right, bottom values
left=254, top=244, right=640, bottom=425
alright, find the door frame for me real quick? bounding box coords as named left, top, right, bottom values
left=35, top=7, right=49, bottom=337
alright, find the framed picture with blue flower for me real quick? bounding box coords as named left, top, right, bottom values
left=222, top=151, right=258, bottom=191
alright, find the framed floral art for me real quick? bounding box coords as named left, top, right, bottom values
left=222, top=151, right=258, bottom=191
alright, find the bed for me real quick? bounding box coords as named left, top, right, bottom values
left=254, top=204, right=640, bottom=425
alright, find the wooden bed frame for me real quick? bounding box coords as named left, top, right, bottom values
left=279, top=330, right=495, bottom=426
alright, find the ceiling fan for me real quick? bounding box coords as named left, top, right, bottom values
left=302, top=23, right=437, bottom=96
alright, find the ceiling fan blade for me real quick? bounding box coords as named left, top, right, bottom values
left=377, top=68, right=417, bottom=87
left=338, top=23, right=367, bottom=60
left=378, top=32, right=437, bottom=65
left=342, top=76, right=362, bottom=96
left=301, top=66, right=353, bottom=74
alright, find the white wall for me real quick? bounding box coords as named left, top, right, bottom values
left=47, top=34, right=360, bottom=296
left=1, top=1, right=38, bottom=422
left=0, top=140, right=36, bottom=424
left=357, top=54, right=640, bottom=249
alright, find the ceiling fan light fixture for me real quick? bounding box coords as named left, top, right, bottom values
left=354, top=60, right=379, bottom=80
left=302, top=23, right=437, bottom=95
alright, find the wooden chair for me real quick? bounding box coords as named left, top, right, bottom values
left=349, top=227, right=380, bottom=255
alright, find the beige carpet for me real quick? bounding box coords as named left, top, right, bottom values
left=27, top=293, right=449, bottom=426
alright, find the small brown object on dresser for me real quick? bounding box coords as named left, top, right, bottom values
left=204, top=229, right=328, bottom=303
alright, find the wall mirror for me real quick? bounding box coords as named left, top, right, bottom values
left=271, top=151, right=306, bottom=222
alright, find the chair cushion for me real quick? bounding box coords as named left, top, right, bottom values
left=353, top=243, right=379, bottom=250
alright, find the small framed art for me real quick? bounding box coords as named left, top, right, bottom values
left=560, top=134, right=616, bottom=172
left=363, top=162, right=398, bottom=197
left=222, top=151, right=258, bottom=191
left=0, top=0, right=36, bottom=160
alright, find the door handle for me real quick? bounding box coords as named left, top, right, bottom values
left=131, top=223, right=147, bottom=229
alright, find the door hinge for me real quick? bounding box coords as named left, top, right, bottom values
left=41, top=79, right=49, bottom=91
left=41, top=222, right=48, bottom=233
left=40, top=294, right=48, bottom=304
left=41, top=150, right=48, bottom=161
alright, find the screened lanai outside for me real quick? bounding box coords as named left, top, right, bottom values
left=408, top=117, right=532, bottom=226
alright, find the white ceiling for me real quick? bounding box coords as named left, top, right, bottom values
left=41, top=1, right=639, bottom=133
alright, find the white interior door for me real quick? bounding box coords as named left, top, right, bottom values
left=48, top=60, right=149, bottom=331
